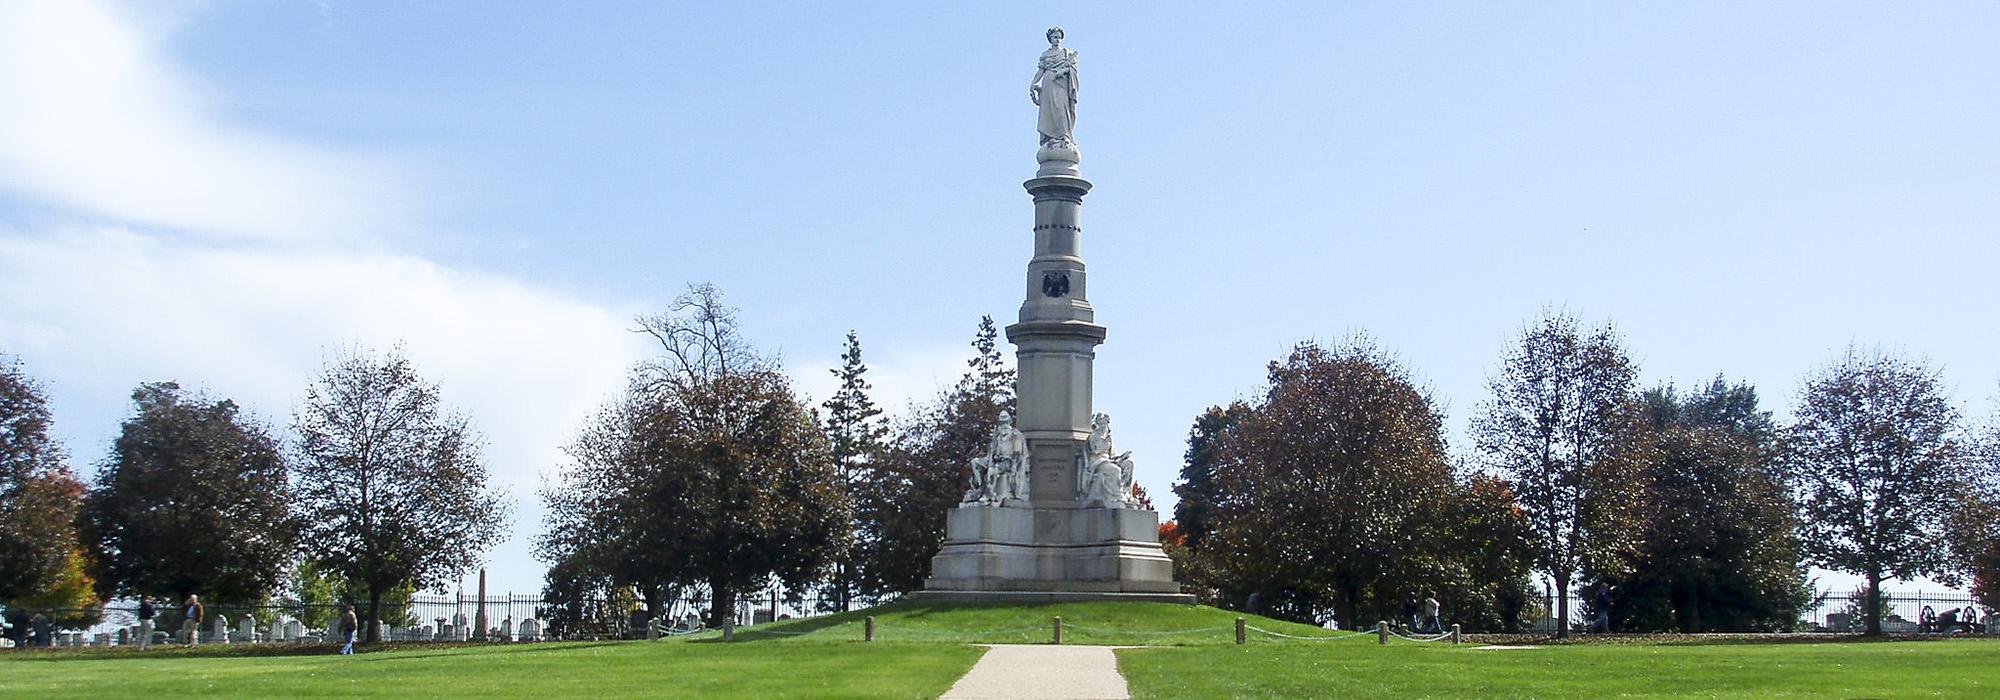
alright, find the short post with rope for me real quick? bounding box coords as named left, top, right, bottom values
left=865, top=616, right=875, bottom=642
left=1451, top=623, right=1461, bottom=644
left=1052, top=616, right=1063, bottom=645
left=1377, top=621, right=1389, bottom=645
left=723, top=615, right=735, bottom=642
left=1235, top=617, right=1246, bottom=645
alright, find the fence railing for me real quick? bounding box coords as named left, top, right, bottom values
left=1519, top=588, right=1993, bottom=634
left=2, top=588, right=883, bottom=648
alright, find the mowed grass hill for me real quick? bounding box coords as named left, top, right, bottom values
left=2, top=601, right=1995, bottom=699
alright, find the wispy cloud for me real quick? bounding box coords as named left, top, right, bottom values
left=0, top=0, right=409, bottom=242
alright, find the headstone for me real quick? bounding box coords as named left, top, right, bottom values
left=518, top=618, right=542, bottom=641
left=269, top=617, right=285, bottom=642
left=499, top=617, right=515, bottom=642
left=116, top=628, right=129, bottom=645
left=284, top=620, right=305, bottom=642
left=421, top=624, right=435, bottom=641
left=95, top=632, right=111, bottom=646
left=211, top=614, right=230, bottom=644
left=914, top=30, right=1187, bottom=603
left=370, top=620, right=383, bottom=643
left=238, top=615, right=258, bottom=643
left=452, top=612, right=470, bottom=641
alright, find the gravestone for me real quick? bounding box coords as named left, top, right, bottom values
left=914, top=29, right=1187, bottom=603
left=210, top=614, right=230, bottom=644
left=499, top=617, right=514, bottom=642
left=270, top=617, right=285, bottom=642
left=238, top=615, right=257, bottom=643
left=284, top=620, right=305, bottom=642
left=518, top=618, right=542, bottom=641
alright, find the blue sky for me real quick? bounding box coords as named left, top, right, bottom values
left=2, top=1, right=1995, bottom=596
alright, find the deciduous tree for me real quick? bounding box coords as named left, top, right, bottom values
left=1784, top=347, right=1965, bottom=635
left=1472, top=311, right=1645, bottom=637
left=83, top=382, right=295, bottom=605
left=293, top=347, right=507, bottom=642
left=0, top=357, right=85, bottom=605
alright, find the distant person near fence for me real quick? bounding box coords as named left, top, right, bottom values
left=182, top=594, right=204, bottom=646
left=137, top=597, right=156, bottom=650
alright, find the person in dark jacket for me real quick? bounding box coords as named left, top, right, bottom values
left=137, top=598, right=157, bottom=650
left=1590, top=583, right=1613, bottom=633
left=1401, top=591, right=1419, bottom=632
left=339, top=605, right=359, bottom=654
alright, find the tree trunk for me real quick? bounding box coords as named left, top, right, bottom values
left=1554, top=573, right=1571, bottom=639
left=366, top=589, right=384, bottom=644
left=707, top=578, right=735, bottom=630
left=1863, top=571, right=1883, bottom=636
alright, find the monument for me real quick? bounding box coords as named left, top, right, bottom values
left=915, top=28, right=1192, bottom=603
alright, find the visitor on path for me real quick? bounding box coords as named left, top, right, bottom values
left=1591, top=583, right=1613, bottom=633
left=182, top=594, right=204, bottom=646
left=1421, top=591, right=1442, bottom=634
left=137, top=597, right=156, bottom=650
left=1402, top=591, right=1419, bottom=631
left=338, top=605, right=359, bottom=654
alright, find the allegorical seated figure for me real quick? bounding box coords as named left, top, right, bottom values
left=1079, top=413, right=1137, bottom=509
left=964, top=410, right=1030, bottom=506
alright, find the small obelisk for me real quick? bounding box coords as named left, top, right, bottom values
left=916, top=29, right=1188, bottom=602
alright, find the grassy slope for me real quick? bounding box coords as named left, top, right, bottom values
left=726, top=600, right=1331, bottom=646
left=0, top=640, right=981, bottom=699
left=1120, top=637, right=2000, bottom=699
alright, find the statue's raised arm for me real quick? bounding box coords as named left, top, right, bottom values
left=1031, top=26, right=1079, bottom=162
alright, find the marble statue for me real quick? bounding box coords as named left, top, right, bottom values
left=1030, top=26, right=1079, bottom=159
left=963, top=410, right=1030, bottom=506
left=1079, top=413, right=1137, bottom=508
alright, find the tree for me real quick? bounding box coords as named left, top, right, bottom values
left=541, top=284, right=849, bottom=628
left=1955, top=402, right=2000, bottom=613
left=1172, top=403, right=1250, bottom=560
left=821, top=330, right=886, bottom=611
left=0, top=357, right=87, bottom=605
left=83, top=382, right=295, bottom=605
left=1193, top=339, right=1460, bottom=627
left=855, top=316, right=1015, bottom=596
left=1784, top=347, right=1965, bottom=635
left=293, top=346, right=508, bottom=642
left=1592, top=378, right=1809, bottom=632
left=1472, top=311, right=1645, bottom=637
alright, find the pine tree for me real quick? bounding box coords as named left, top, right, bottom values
left=821, top=331, right=886, bottom=610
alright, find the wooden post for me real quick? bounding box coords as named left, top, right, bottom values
left=723, top=615, right=735, bottom=642
left=1451, top=623, right=1461, bottom=644
left=1053, top=616, right=1063, bottom=645
left=770, top=589, right=780, bottom=625
left=1235, top=617, right=1246, bottom=645
left=1377, top=621, right=1389, bottom=645
left=865, top=616, right=875, bottom=642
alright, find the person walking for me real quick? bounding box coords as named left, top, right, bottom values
left=338, top=604, right=359, bottom=655
left=182, top=594, right=204, bottom=646
left=1401, top=591, right=1419, bottom=632
left=1591, top=583, right=1613, bottom=633
left=1421, top=590, right=1442, bottom=634
left=136, top=597, right=156, bottom=650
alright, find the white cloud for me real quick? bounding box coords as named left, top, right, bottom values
left=0, top=228, right=647, bottom=591
left=0, top=0, right=410, bottom=242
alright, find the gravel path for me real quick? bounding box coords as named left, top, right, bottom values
left=940, top=644, right=1132, bottom=700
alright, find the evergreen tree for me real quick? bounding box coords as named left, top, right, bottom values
left=856, top=317, right=1014, bottom=595
left=821, top=331, right=886, bottom=610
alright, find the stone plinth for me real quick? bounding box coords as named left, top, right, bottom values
left=917, top=504, right=1191, bottom=603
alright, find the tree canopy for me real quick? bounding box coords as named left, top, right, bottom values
left=0, top=356, right=85, bottom=606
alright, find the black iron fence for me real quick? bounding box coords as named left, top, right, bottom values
left=2, top=588, right=884, bottom=648
left=1518, top=588, right=1994, bottom=634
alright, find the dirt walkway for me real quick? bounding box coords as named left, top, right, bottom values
left=939, top=644, right=1132, bottom=700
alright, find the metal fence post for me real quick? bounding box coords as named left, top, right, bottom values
left=1235, top=617, right=1246, bottom=645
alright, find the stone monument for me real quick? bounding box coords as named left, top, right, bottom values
left=915, top=29, right=1190, bottom=603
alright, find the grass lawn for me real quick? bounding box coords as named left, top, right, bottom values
left=1120, top=636, right=2000, bottom=699
left=0, top=639, right=982, bottom=699
left=6, top=602, right=1996, bottom=699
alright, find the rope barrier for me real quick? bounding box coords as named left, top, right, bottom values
left=1059, top=624, right=1233, bottom=637
left=1244, top=625, right=1373, bottom=641
left=1386, top=629, right=1455, bottom=643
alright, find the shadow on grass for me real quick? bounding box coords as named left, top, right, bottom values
left=358, top=641, right=629, bottom=662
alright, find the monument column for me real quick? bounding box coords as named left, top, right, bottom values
left=914, top=28, right=1189, bottom=603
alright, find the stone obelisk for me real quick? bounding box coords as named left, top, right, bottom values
left=916, top=29, right=1190, bottom=603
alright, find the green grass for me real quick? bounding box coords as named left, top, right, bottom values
left=725, top=599, right=1331, bottom=646
left=7, top=602, right=1997, bottom=699
left=1119, top=636, right=2000, bottom=699
left=0, top=639, right=981, bottom=699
